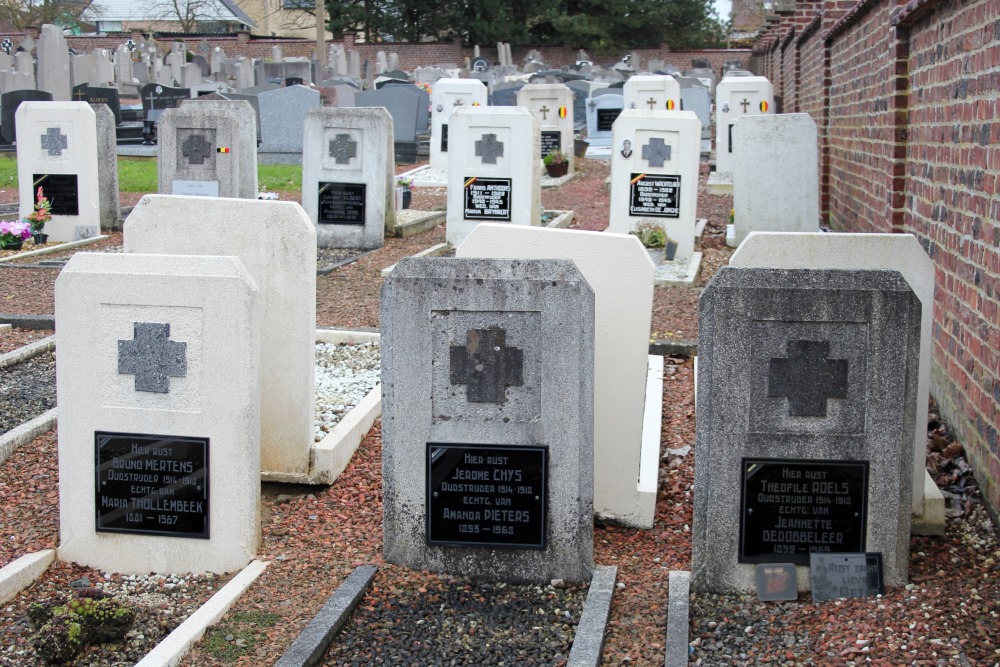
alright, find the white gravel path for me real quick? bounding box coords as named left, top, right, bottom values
left=313, top=341, right=380, bottom=442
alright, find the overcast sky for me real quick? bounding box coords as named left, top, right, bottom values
left=714, top=0, right=733, bottom=22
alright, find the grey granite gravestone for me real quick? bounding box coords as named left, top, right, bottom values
left=489, top=81, right=525, bottom=107
left=693, top=268, right=921, bottom=593
left=257, top=85, right=320, bottom=163
left=91, top=103, right=121, bottom=232
left=381, top=258, right=595, bottom=583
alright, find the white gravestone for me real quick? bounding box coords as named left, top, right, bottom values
left=445, top=106, right=540, bottom=248
left=430, top=78, right=488, bottom=171
left=16, top=102, right=100, bottom=242
left=733, top=114, right=819, bottom=246
left=608, top=110, right=702, bottom=262
left=516, top=83, right=575, bottom=173
left=730, top=232, right=937, bottom=521
left=623, top=74, right=681, bottom=112
left=55, top=252, right=261, bottom=574
left=715, top=75, right=774, bottom=175
left=124, top=195, right=317, bottom=480
left=36, top=24, right=71, bottom=101
left=584, top=93, right=624, bottom=159
left=158, top=100, right=258, bottom=199
left=303, top=107, right=394, bottom=250
left=457, top=224, right=661, bottom=527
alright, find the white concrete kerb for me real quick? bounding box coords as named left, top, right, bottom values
left=0, top=550, right=56, bottom=604
left=0, top=235, right=107, bottom=264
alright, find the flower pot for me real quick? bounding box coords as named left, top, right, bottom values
left=32, top=232, right=48, bottom=245
left=574, top=138, right=589, bottom=158
left=402, top=189, right=412, bottom=210
left=0, top=239, right=23, bottom=251
left=545, top=162, right=569, bottom=178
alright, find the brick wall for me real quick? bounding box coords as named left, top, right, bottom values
left=825, top=0, right=900, bottom=234
left=748, top=0, right=999, bottom=516
left=901, top=0, right=1000, bottom=513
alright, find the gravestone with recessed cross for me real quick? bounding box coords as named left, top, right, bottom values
left=622, top=74, right=681, bottom=113
left=302, top=107, right=394, bottom=249
left=445, top=106, right=540, bottom=247
left=157, top=99, right=257, bottom=198
left=714, top=75, right=774, bottom=175
left=124, top=195, right=317, bottom=481
left=16, top=102, right=100, bottom=242
left=607, top=109, right=702, bottom=264
left=429, top=78, right=488, bottom=171
left=381, top=257, right=595, bottom=582
left=516, top=83, right=574, bottom=173
left=54, top=251, right=261, bottom=574
left=693, top=267, right=921, bottom=593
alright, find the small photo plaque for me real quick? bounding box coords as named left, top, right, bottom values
left=629, top=173, right=681, bottom=218
left=755, top=563, right=798, bottom=601
left=172, top=179, right=220, bottom=197
left=740, top=458, right=869, bottom=565
left=33, top=173, right=79, bottom=216
left=540, top=130, right=561, bottom=158
left=427, top=443, right=547, bottom=549
left=810, top=553, right=884, bottom=601
left=318, top=182, right=366, bottom=225
left=95, top=431, right=210, bottom=539
left=463, top=176, right=512, bottom=221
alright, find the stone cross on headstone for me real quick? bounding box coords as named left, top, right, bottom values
left=118, top=322, right=188, bottom=394
left=41, top=127, right=68, bottom=156
left=328, top=133, right=357, bottom=164
left=0, top=38, right=11, bottom=55
left=641, top=137, right=671, bottom=167
left=646, top=97, right=657, bottom=110
left=539, top=105, right=550, bottom=120
left=73, top=88, right=87, bottom=101
left=449, top=327, right=523, bottom=403
left=768, top=340, right=849, bottom=417
left=125, top=39, right=136, bottom=52
left=182, top=134, right=212, bottom=164
left=474, top=133, right=504, bottom=164
left=740, top=98, right=751, bottom=113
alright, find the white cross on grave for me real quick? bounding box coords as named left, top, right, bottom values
left=474, top=133, right=504, bottom=164
left=40, top=127, right=68, bottom=156
left=118, top=322, right=188, bottom=394
left=328, top=133, right=358, bottom=164
left=641, top=137, right=671, bottom=168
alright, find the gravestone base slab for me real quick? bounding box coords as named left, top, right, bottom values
left=397, top=164, right=446, bottom=187
left=694, top=218, right=708, bottom=248
left=707, top=171, right=732, bottom=195
left=912, top=471, right=946, bottom=536
left=541, top=171, right=577, bottom=189
left=543, top=209, right=575, bottom=228
left=391, top=208, right=445, bottom=238
left=584, top=145, right=612, bottom=160
left=653, top=252, right=702, bottom=288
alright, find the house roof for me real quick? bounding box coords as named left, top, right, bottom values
left=84, top=0, right=258, bottom=30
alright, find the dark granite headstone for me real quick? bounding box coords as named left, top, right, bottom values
left=1, top=89, right=54, bottom=144
left=72, top=84, right=122, bottom=124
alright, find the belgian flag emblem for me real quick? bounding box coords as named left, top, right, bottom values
left=760, top=100, right=769, bottom=112
left=666, top=99, right=675, bottom=110
left=217, top=147, right=230, bottom=153
left=558, top=106, right=567, bottom=118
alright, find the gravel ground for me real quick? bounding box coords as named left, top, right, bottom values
left=0, top=328, right=52, bottom=355
left=314, top=341, right=380, bottom=442
left=0, top=159, right=997, bottom=665
left=0, top=349, right=55, bottom=435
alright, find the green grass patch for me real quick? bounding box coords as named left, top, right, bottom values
left=201, top=610, right=280, bottom=661
left=0, top=155, right=302, bottom=194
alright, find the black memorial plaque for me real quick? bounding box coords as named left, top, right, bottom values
left=540, top=130, right=561, bottom=158
left=464, top=177, right=512, bottom=221
left=740, top=458, right=869, bottom=565
left=318, top=182, right=366, bottom=225
left=629, top=173, right=680, bottom=218
left=427, top=443, right=547, bottom=549
left=33, top=173, right=79, bottom=216
left=95, top=431, right=209, bottom=539
left=810, top=553, right=884, bottom=601
left=440, top=123, right=448, bottom=152
left=596, top=107, right=621, bottom=131
left=728, top=122, right=735, bottom=153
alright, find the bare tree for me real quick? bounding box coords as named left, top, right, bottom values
left=141, top=0, right=224, bottom=33
left=0, top=0, right=98, bottom=31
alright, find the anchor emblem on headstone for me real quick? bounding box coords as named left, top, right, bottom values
left=474, top=133, right=504, bottom=164
left=449, top=327, right=523, bottom=403
left=40, top=127, right=68, bottom=156
left=328, top=133, right=357, bottom=164
left=181, top=134, right=212, bottom=165
left=768, top=340, right=848, bottom=417
left=453, top=98, right=465, bottom=107
left=118, top=322, right=188, bottom=394
left=641, top=137, right=671, bottom=168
